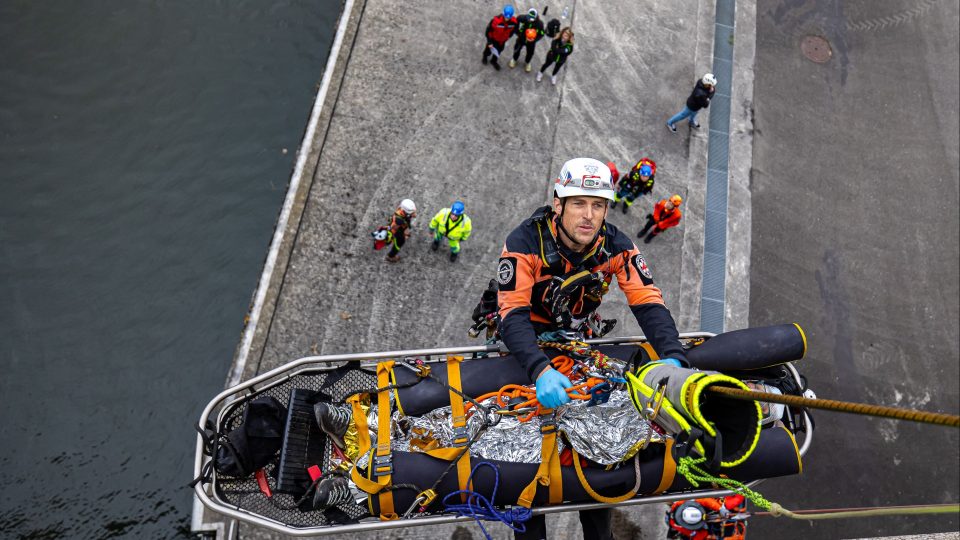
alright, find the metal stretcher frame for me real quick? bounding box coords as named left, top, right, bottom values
left=193, top=333, right=813, bottom=537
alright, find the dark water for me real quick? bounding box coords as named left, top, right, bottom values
left=0, top=1, right=340, bottom=537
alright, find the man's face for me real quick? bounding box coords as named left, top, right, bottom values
left=553, top=195, right=607, bottom=250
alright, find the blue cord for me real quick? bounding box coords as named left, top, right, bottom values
left=441, top=461, right=533, bottom=539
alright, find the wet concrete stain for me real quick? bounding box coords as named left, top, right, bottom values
left=815, top=249, right=863, bottom=401
left=767, top=0, right=852, bottom=86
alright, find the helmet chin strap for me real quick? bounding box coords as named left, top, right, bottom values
left=555, top=198, right=602, bottom=253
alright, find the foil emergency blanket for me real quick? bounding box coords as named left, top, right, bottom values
left=359, top=389, right=656, bottom=466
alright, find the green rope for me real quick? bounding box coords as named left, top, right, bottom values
left=676, top=456, right=773, bottom=510
left=676, top=456, right=960, bottom=520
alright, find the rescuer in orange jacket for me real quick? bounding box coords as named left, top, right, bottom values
left=496, top=157, right=687, bottom=540
left=638, top=195, right=683, bottom=243
left=482, top=5, right=519, bottom=70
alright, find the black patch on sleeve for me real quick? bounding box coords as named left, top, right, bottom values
left=497, top=257, right=518, bottom=290
left=632, top=253, right=655, bottom=286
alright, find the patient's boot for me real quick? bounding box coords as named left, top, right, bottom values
left=314, top=402, right=351, bottom=450
left=312, top=475, right=354, bottom=510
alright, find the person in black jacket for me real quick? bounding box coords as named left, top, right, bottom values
left=508, top=8, right=545, bottom=72
left=666, top=73, right=717, bottom=132
left=536, top=27, right=574, bottom=85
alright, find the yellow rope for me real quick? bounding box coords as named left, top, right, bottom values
left=707, top=386, right=960, bottom=428
left=761, top=503, right=960, bottom=520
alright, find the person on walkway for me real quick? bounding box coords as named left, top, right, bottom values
left=638, top=195, right=683, bottom=243
left=666, top=73, right=717, bottom=132
left=497, top=157, right=687, bottom=540
left=483, top=5, right=519, bottom=71
left=509, top=8, right=545, bottom=72
left=536, top=27, right=574, bottom=85
left=429, top=200, right=472, bottom=262
left=384, top=199, right=417, bottom=262
left=611, top=157, right=656, bottom=214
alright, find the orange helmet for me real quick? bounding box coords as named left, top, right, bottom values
left=525, top=28, right=538, bottom=41
left=669, top=195, right=683, bottom=206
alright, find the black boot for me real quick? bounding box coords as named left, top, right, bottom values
left=431, top=239, right=440, bottom=251
left=643, top=231, right=657, bottom=244
left=610, top=200, right=618, bottom=209
left=312, top=475, right=353, bottom=510
left=491, top=58, right=501, bottom=70
left=450, top=251, right=459, bottom=262
left=313, top=403, right=351, bottom=450
left=622, top=202, right=629, bottom=214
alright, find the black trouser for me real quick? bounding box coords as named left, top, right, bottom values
left=482, top=38, right=507, bottom=65
left=514, top=508, right=613, bottom=540
left=512, top=39, right=537, bottom=63
left=386, top=232, right=406, bottom=257
left=639, top=214, right=661, bottom=239
left=539, top=53, right=568, bottom=75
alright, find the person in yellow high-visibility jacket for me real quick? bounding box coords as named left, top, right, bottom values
left=429, top=200, right=472, bottom=262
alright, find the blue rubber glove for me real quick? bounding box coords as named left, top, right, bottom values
left=536, top=367, right=572, bottom=409
left=659, top=358, right=683, bottom=367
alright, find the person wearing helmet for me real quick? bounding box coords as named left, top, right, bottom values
left=536, top=26, right=574, bottom=85
left=429, top=200, right=472, bottom=262
left=483, top=5, right=519, bottom=71
left=496, top=157, right=686, bottom=540
left=638, top=194, right=683, bottom=243
left=508, top=8, right=545, bottom=72
left=666, top=73, right=717, bottom=132
left=384, top=199, right=417, bottom=262
left=611, top=157, right=657, bottom=214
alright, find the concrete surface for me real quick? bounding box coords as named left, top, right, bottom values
left=748, top=0, right=959, bottom=539
left=218, top=0, right=747, bottom=537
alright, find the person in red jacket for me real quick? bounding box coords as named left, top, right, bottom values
left=482, top=5, right=518, bottom=71
left=638, top=195, right=682, bottom=243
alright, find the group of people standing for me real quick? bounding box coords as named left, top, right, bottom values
left=374, top=199, right=472, bottom=263
left=483, top=5, right=575, bottom=85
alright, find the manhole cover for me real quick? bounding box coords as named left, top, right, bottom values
left=801, top=35, right=832, bottom=63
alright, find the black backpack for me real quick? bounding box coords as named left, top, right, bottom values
left=214, top=395, right=287, bottom=477
left=546, top=18, right=561, bottom=38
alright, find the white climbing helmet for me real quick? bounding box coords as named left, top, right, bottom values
left=553, top=158, right=616, bottom=201
left=399, top=199, right=417, bottom=215
left=702, top=73, right=717, bottom=86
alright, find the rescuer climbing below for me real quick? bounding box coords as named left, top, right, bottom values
left=496, top=157, right=688, bottom=540
left=429, top=200, right=472, bottom=262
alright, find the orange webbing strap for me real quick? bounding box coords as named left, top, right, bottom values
left=654, top=438, right=677, bottom=494
left=572, top=448, right=640, bottom=504
left=347, top=361, right=397, bottom=520
left=640, top=342, right=660, bottom=362
left=446, top=355, right=473, bottom=502
left=516, top=412, right=564, bottom=508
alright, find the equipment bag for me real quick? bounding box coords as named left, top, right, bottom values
left=214, top=395, right=287, bottom=477
left=545, top=18, right=561, bottom=37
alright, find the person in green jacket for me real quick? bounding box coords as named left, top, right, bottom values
left=429, top=200, right=472, bottom=262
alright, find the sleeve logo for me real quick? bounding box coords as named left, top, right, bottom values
left=633, top=254, right=653, bottom=281
left=497, top=257, right=517, bottom=290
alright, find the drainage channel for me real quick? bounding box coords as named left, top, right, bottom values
left=699, top=0, right=737, bottom=333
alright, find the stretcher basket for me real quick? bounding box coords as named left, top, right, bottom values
left=192, top=331, right=814, bottom=537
